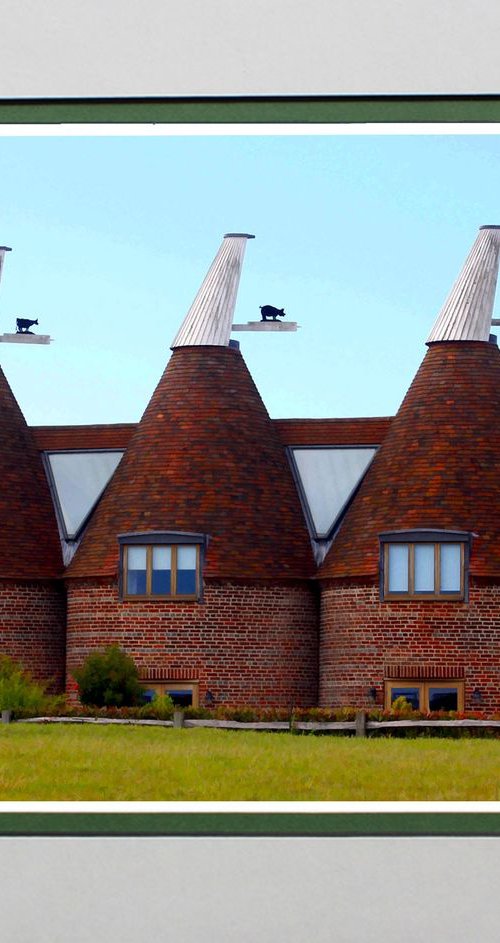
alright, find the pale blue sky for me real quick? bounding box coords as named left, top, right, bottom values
left=0, top=132, right=499, bottom=426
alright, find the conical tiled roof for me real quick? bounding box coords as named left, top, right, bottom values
left=66, top=345, right=315, bottom=579
left=319, top=341, right=500, bottom=579
left=0, top=366, right=63, bottom=578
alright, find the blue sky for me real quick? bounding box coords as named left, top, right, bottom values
left=0, top=131, right=499, bottom=426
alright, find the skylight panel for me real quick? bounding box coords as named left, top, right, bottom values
left=291, top=447, right=377, bottom=539
left=46, top=451, right=123, bottom=539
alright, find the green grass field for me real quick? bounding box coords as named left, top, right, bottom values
left=0, top=725, right=498, bottom=800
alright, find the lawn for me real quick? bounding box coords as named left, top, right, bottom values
left=0, top=725, right=498, bottom=800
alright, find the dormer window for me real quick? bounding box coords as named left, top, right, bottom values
left=118, top=533, right=206, bottom=601
left=380, top=531, right=470, bottom=601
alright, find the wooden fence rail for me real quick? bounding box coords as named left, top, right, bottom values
left=15, top=714, right=500, bottom=735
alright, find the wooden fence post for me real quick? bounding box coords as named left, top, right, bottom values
left=173, top=709, right=185, bottom=729
left=355, top=711, right=366, bottom=737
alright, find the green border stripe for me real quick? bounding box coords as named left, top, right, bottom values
left=1, top=96, right=500, bottom=124
left=0, top=814, right=498, bottom=836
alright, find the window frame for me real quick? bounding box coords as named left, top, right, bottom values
left=379, top=530, right=471, bottom=602
left=118, top=532, right=207, bottom=602
left=384, top=680, right=465, bottom=713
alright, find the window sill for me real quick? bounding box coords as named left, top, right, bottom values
left=122, top=594, right=200, bottom=603
left=383, top=593, right=464, bottom=602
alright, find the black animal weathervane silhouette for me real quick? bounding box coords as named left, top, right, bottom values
left=16, top=318, right=39, bottom=335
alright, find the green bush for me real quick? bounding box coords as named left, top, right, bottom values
left=390, top=695, right=418, bottom=717
left=139, top=694, right=174, bottom=720
left=0, top=655, right=64, bottom=717
left=73, top=646, right=143, bottom=708
left=292, top=706, right=358, bottom=723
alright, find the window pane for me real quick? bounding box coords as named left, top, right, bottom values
left=127, top=546, right=147, bottom=595
left=177, top=546, right=196, bottom=570
left=390, top=687, right=420, bottom=710
left=428, top=687, right=458, bottom=711
left=152, top=546, right=172, bottom=595
left=414, top=544, right=435, bottom=592
left=128, top=546, right=147, bottom=569
left=177, top=546, right=197, bottom=595
left=440, top=544, right=461, bottom=592
left=388, top=544, right=409, bottom=592
left=153, top=546, right=171, bottom=569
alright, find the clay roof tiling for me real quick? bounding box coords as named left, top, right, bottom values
left=66, top=346, right=316, bottom=580
left=273, top=417, right=392, bottom=446
left=31, top=424, right=136, bottom=451
left=320, top=341, right=500, bottom=579
left=0, top=367, right=62, bottom=579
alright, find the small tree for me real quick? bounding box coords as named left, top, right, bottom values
left=74, top=646, right=143, bottom=707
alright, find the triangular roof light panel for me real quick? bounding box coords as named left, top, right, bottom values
left=427, top=226, right=500, bottom=344
left=171, top=234, right=255, bottom=349
left=46, top=451, right=124, bottom=539
left=291, top=447, right=377, bottom=539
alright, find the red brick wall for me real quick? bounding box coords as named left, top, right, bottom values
left=0, top=580, right=66, bottom=689
left=66, top=578, right=319, bottom=707
left=320, top=576, right=500, bottom=712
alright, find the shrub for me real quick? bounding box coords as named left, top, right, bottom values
left=139, top=694, right=174, bottom=720
left=73, top=646, right=143, bottom=708
left=291, top=706, right=358, bottom=723
left=390, top=696, right=418, bottom=718
left=0, top=655, right=64, bottom=718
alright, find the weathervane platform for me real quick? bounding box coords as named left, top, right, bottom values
left=0, top=334, right=53, bottom=345
left=232, top=321, right=298, bottom=332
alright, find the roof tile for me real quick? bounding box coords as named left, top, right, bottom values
left=273, top=417, right=392, bottom=446
left=31, top=424, right=135, bottom=451
left=0, top=367, right=63, bottom=579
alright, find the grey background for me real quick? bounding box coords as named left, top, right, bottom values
left=1, top=2, right=499, bottom=939
left=0, top=837, right=498, bottom=941
left=1, top=0, right=500, bottom=98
